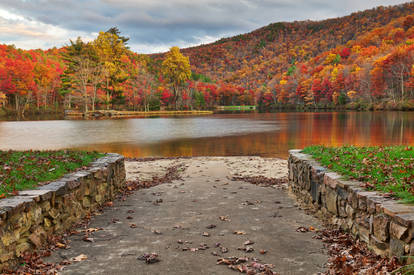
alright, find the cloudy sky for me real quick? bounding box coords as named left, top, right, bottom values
left=0, top=0, right=409, bottom=53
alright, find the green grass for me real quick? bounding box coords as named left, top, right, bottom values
left=0, top=150, right=104, bottom=198
left=302, top=145, right=414, bottom=203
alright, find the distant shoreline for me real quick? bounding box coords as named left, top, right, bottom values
left=1, top=108, right=414, bottom=121
left=64, top=109, right=214, bottom=119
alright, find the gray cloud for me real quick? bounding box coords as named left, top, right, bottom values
left=0, top=0, right=409, bottom=53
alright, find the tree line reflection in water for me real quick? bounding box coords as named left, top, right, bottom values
left=76, top=112, right=414, bottom=159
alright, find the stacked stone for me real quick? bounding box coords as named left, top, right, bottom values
left=289, top=149, right=414, bottom=260
left=0, top=153, right=126, bottom=270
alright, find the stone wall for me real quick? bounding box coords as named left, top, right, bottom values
left=289, top=149, right=414, bottom=259
left=0, top=153, right=125, bottom=270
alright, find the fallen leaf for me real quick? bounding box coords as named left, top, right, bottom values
left=71, top=254, right=87, bottom=262
left=104, top=201, right=113, bottom=207
left=82, top=237, right=94, bottom=243
left=85, top=228, right=103, bottom=233
left=199, top=243, right=209, bottom=250
left=152, top=230, right=162, bottom=235
left=219, top=216, right=230, bottom=221
left=217, top=257, right=248, bottom=265
left=137, top=253, right=160, bottom=264
left=244, top=240, right=254, bottom=245
left=238, top=246, right=254, bottom=252
left=55, top=242, right=66, bottom=248
left=296, top=226, right=309, bottom=233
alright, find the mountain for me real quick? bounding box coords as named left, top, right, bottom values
left=176, top=2, right=414, bottom=109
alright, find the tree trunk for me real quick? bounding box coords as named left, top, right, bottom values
left=92, top=87, right=96, bottom=112
left=68, top=94, right=72, bottom=109
left=43, top=92, right=48, bottom=110
left=83, top=87, right=88, bottom=116
left=401, top=70, right=405, bottom=101
left=15, top=94, right=19, bottom=113
left=106, top=78, right=110, bottom=110
left=173, top=86, right=179, bottom=110
left=84, top=96, right=88, bottom=115
left=22, top=95, right=31, bottom=118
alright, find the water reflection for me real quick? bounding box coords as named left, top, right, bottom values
left=0, top=112, right=413, bottom=159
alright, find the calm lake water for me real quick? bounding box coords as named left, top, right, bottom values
left=0, top=112, right=413, bottom=159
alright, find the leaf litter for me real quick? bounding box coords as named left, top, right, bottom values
left=231, top=176, right=288, bottom=188
left=315, top=228, right=401, bottom=274
left=217, top=256, right=279, bottom=275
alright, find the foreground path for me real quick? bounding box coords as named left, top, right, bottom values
left=48, top=157, right=328, bottom=275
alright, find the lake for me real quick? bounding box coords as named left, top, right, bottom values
left=0, top=112, right=413, bottom=159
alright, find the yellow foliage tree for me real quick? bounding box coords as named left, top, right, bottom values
left=93, top=31, right=128, bottom=109
left=161, top=46, right=191, bottom=109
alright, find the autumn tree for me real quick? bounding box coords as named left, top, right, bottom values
left=33, top=55, right=63, bottom=110
left=61, top=38, right=100, bottom=114
left=382, top=45, right=414, bottom=101
left=93, top=31, right=128, bottom=109
left=161, top=46, right=191, bottom=109
left=1, top=54, right=36, bottom=116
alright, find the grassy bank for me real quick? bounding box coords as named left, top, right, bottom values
left=302, top=145, right=414, bottom=203
left=258, top=99, right=414, bottom=112
left=0, top=107, right=64, bottom=121
left=0, top=150, right=103, bottom=197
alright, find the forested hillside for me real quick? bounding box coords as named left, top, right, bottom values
left=0, top=30, right=251, bottom=117
left=1, top=2, right=414, bottom=116
left=180, top=2, right=414, bottom=110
